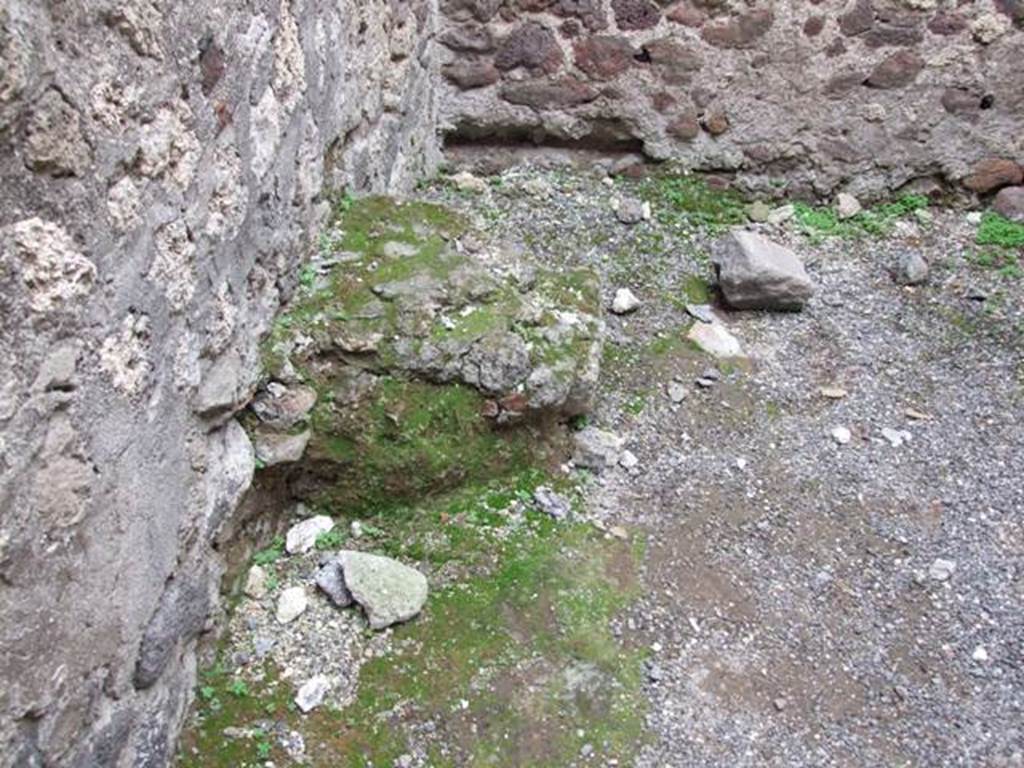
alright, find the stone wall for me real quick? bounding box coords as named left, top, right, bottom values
left=436, top=0, right=1024, bottom=199
left=1, top=0, right=1022, bottom=766
left=0, top=1, right=440, bottom=765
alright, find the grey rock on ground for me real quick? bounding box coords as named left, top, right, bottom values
left=315, top=559, right=354, bottom=607
left=992, top=186, right=1024, bottom=222
left=685, top=304, right=716, bottom=324
left=667, top=382, right=688, bottom=403
left=616, top=198, right=647, bottom=225
left=275, top=587, right=308, bottom=625
left=896, top=252, right=929, bottom=285
left=611, top=288, right=641, bottom=315
left=533, top=486, right=572, bottom=520
left=747, top=201, right=771, bottom=223
left=836, top=192, right=862, bottom=220
left=337, top=551, right=429, bottom=630
left=928, top=558, right=956, bottom=581
left=572, top=427, right=625, bottom=472
left=244, top=565, right=269, bottom=600
left=711, top=230, right=814, bottom=310
left=687, top=320, right=743, bottom=358
left=294, top=675, right=331, bottom=713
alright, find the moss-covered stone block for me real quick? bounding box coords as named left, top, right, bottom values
left=249, top=196, right=604, bottom=514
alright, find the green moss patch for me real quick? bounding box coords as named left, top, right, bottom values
left=792, top=194, right=929, bottom=240
left=178, top=662, right=293, bottom=768
left=179, top=474, right=649, bottom=768
left=254, top=196, right=604, bottom=519
left=976, top=212, right=1024, bottom=251
left=303, top=376, right=537, bottom=517
left=304, top=507, right=645, bottom=766
left=638, top=172, right=747, bottom=233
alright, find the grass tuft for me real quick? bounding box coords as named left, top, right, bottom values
left=793, top=194, right=929, bottom=240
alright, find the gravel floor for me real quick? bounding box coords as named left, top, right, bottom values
left=425, top=166, right=1024, bottom=768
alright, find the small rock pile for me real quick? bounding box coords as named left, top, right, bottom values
left=237, top=515, right=430, bottom=715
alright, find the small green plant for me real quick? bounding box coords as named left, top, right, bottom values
left=229, top=679, right=249, bottom=698
left=264, top=574, right=279, bottom=591
left=640, top=173, right=747, bottom=232
left=199, top=685, right=216, bottom=702
left=252, top=537, right=285, bottom=566
left=793, top=194, right=929, bottom=239
left=255, top=739, right=272, bottom=759
left=298, top=264, right=317, bottom=290
left=334, top=191, right=355, bottom=215
left=969, top=248, right=1022, bottom=279
left=624, top=392, right=648, bottom=415
left=568, top=413, right=590, bottom=432
left=977, top=212, right=1024, bottom=250
left=314, top=528, right=345, bottom=550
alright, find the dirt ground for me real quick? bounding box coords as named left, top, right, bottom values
left=181, top=166, right=1024, bottom=767
left=430, top=167, right=1024, bottom=767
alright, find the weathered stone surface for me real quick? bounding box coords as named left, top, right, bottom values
left=942, top=87, right=982, bottom=115
left=839, top=0, right=875, bottom=37
left=437, top=0, right=1022, bottom=201
left=443, top=0, right=504, bottom=22
left=646, top=37, right=703, bottom=84
left=500, top=77, right=599, bottom=109
left=574, top=35, right=634, bottom=79
left=23, top=88, right=91, bottom=177
left=711, top=230, right=815, bottom=311
left=251, top=384, right=317, bottom=430
left=701, top=10, right=774, bottom=48
left=495, top=22, right=564, bottom=73
left=1, top=217, right=97, bottom=315
left=253, top=427, right=309, bottom=467
left=928, top=12, right=968, bottom=35
left=440, top=23, right=495, bottom=52
left=444, top=60, right=501, bottom=89
left=337, top=551, right=429, bottom=630
left=668, top=112, right=701, bottom=141
left=0, top=2, right=444, bottom=762
left=133, top=572, right=211, bottom=689
left=551, top=0, right=608, bottom=31
left=963, top=159, right=1023, bottom=194
left=702, top=110, right=729, bottom=136
left=866, top=50, right=924, bottom=88
left=666, top=2, right=705, bottom=27
left=611, top=0, right=661, bottom=30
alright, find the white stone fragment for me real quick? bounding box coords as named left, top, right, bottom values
left=285, top=515, right=335, bottom=554
left=295, top=675, right=330, bottom=713
left=275, top=587, right=308, bottom=624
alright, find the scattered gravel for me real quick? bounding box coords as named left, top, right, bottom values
left=202, top=165, right=1023, bottom=767
left=424, top=166, right=1024, bottom=768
